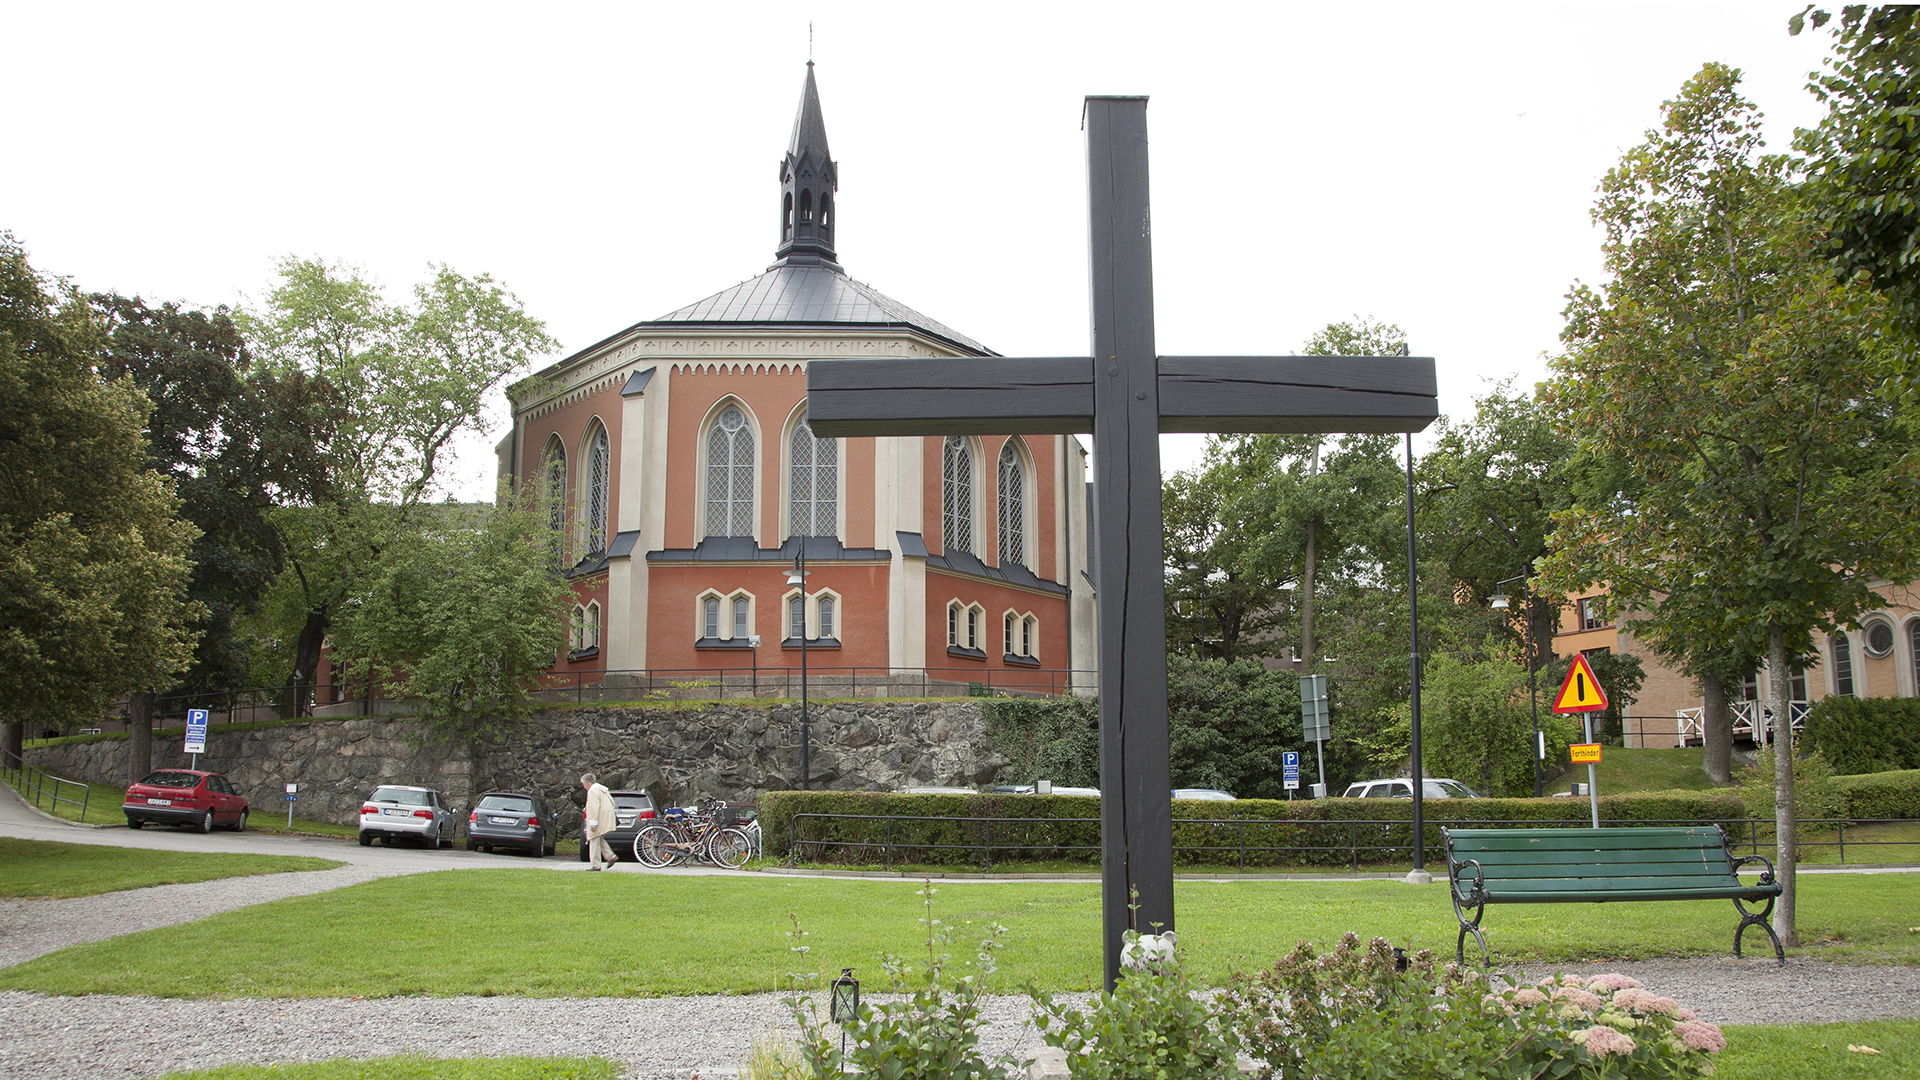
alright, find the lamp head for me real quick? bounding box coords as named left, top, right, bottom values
left=1489, top=594, right=1510, bottom=610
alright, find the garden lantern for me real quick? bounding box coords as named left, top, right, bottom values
left=830, top=967, right=860, bottom=1024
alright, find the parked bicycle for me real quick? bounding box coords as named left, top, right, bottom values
left=633, top=797, right=754, bottom=869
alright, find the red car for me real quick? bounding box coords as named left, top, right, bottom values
left=123, top=769, right=250, bottom=833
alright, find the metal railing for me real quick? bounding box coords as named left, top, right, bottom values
left=1, top=747, right=92, bottom=823
left=1676, top=701, right=1811, bottom=747
left=788, top=812, right=1920, bottom=872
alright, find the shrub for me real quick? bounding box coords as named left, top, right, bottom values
left=1736, top=750, right=1846, bottom=827
left=786, top=882, right=1015, bottom=1080
left=1800, top=697, right=1920, bottom=774
left=1835, top=769, right=1920, bottom=819
left=1031, top=929, right=1242, bottom=1079
left=981, top=696, right=1100, bottom=789
left=1220, top=933, right=1725, bottom=1080
left=759, top=790, right=1750, bottom=868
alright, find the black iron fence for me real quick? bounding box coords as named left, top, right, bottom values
left=1, top=747, right=93, bottom=822
left=788, top=812, right=1920, bottom=873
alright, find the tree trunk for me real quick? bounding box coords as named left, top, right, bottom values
left=1768, top=623, right=1798, bottom=947
left=127, top=691, right=155, bottom=784
left=2, top=720, right=22, bottom=768
left=1699, top=671, right=1733, bottom=784
left=286, top=609, right=328, bottom=719
left=1300, top=517, right=1319, bottom=664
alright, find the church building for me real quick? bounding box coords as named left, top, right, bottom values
left=496, top=64, right=1096, bottom=695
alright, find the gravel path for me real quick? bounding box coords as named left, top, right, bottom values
left=6, top=787, right=1919, bottom=1078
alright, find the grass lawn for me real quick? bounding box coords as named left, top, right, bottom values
left=144, top=1056, right=618, bottom=1080
left=3, top=869, right=1915, bottom=999
left=1587, top=746, right=1731, bottom=793
left=0, top=838, right=343, bottom=899
left=1717, top=1019, right=1920, bottom=1079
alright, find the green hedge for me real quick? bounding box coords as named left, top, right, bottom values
left=759, top=790, right=1750, bottom=869
left=1801, top=697, right=1920, bottom=774
left=1835, top=769, right=1920, bottom=819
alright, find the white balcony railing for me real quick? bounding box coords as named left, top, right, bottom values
left=1676, top=700, right=1810, bottom=747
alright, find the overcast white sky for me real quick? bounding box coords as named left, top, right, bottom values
left=4, top=2, right=1835, bottom=499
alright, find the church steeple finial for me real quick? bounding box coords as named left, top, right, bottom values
left=774, top=61, right=840, bottom=268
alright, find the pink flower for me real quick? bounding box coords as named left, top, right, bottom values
left=1551, top=986, right=1604, bottom=1011
left=1587, top=973, right=1644, bottom=992
left=1674, top=1021, right=1727, bottom=1053
left=1511, top=988, right=1548, bottom=1008
left=1674, top=1007, right=1698, bottom=1021
left=1573, top=1025, right=1638, bottom=1057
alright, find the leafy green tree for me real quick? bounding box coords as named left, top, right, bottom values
left=1417, top=383, right=1584, bottom=671
left=91, top=292, right=340, bottom=778
left=1793, top=5, right=1920, bottom=377
left=326, top=492, right=571, bottom=741
left=1541, top=63, right=1920, bottom=945
left=0, top=235, right=202, bottom=759
left=238, top=258, right=557, bottom=708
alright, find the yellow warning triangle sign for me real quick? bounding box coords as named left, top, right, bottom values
left=1552, top=653, right=1610, bottom=713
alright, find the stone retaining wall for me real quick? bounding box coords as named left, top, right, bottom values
left=27, top=700, right=998, bottom=831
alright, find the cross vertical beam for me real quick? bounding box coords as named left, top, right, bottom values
left=1086, top=96, right=1175, bottom=982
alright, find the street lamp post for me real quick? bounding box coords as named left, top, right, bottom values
left=1490, top=574, right=1544, bottom=798
left=787, top=540, right=811, bottom=790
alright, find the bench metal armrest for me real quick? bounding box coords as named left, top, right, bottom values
left=1450, top=857, right=1486, bottom=904
left=1731, top=852, right=1776, bottom=886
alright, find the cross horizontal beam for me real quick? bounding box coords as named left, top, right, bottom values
left=806, top=355, right=1437, bottom=437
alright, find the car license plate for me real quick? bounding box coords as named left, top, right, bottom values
left=490, top=816, right=515, bottom=825
left=147, top=798, right=171, bottom=806
left=384, top=808, right=407, bottom=815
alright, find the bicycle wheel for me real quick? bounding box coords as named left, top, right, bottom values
left=635, top=823, right=682, bottom=867
left=707, top=826, right=753, bottom=869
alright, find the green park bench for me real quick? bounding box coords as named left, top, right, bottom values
left=1443, top=825, right=1786, bottom=966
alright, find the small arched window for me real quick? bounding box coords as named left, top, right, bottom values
left=789, top=595, right=806, bottom=640
left=585, top=601, right=601, bottom=650
left=820, top=194, right=832, bottom=234
left=1004, top=613, right=1016, bottom=656
left=997, top=440, right=1025, bottom=568
left=706, top=405, right=755, bottom=538
left=782, top=192, right=793, bottom=241
left=948, top=602, right=961, bottom=647
left=943, top=436, right=973, bottom=554
left=1023, top=616, right=1036, bottom=658
left=817, top=595, right=835, bottom=639
left=704, top=596, right=720, bottom=640
left=585, top=425, right=610, bottom=554
left=789, top=412, right=838, bottom=537
left=799, top=189, right=813, bottom=224
left=732, top=596, right=750, bottom=641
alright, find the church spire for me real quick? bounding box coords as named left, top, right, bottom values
left=774, top=61, right=840, bottom=268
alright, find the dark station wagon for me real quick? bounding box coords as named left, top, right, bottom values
left=465, top=791, right=558, bottom=856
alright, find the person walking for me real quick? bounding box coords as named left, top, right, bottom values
left=581, top=772, right=617, bottom=870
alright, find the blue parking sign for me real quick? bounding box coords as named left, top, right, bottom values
left=1283, top=751, right=1300, bottom=790
left=184, top=708, right=209, bottom=755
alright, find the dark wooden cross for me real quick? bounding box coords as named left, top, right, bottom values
left=806, top=96, right=1438, bottom=989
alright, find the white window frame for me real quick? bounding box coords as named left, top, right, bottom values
left=786, top=406, right=840, bottom=539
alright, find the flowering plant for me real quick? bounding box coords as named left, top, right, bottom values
left=1482, top=972, right=1726, bottom=1079
left=1031, top=926, right=1242, bottom=1079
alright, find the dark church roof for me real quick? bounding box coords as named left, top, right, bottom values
left=645, top=264, right=993, bottom=356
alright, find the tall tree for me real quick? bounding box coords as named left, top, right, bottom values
left=239, top=258, right=556, bottom=705
left=1418, top=383, right=1581, bottom=670
left=91, top=293, right=337, bottom=778
left=1793, top=5, right=1920, bottom=376
left=1541, top=64, right=1920, bottom=946
left=326, top=492, right=571, bottom=742
left=0, top=235, right=202, bottom=760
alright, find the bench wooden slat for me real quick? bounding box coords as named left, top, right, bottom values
left=1476, top=886, right=1782, bottom=903
left=1482, top=875, right=1768, bottom=894
left=1446, top=830, right=1725, bottom=852
left=1460, top=849, right=1729, bottom=868
left=1474, top=862, right=1733, bottom=881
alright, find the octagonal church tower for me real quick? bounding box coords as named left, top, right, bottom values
left=496, top=64, right=1096, bottom=698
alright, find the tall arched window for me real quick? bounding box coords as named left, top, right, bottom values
left=585, top=425, right=609, bottom=554
left=1831, top=633, right=1855, bottom=697
left=706, top=405, right=754, bottom=537
left=1910, top=620, right=1920, bottom=696
left=542, top=441, right=566, bottom=567
left=943, top=436, right=973, bottom=554
left=789, top=412, right=837, bottom=536
left=997, top=440, right=1025, bottom=567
